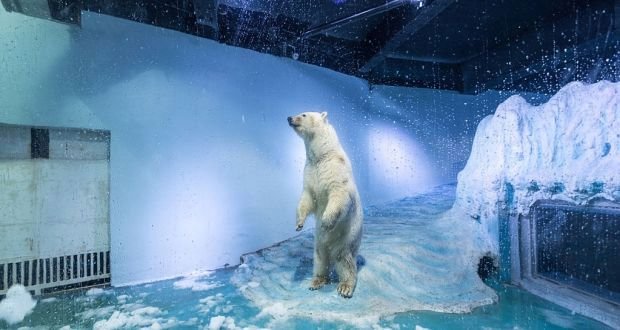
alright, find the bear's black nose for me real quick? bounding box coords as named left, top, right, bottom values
left=287, top=116, right=293, bottom=124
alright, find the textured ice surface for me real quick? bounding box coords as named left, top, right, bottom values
left=231, top=184, right=497, bottom=327
left=454, top=81, right=620, bottom=255
left=172, top=271, right=222, bottom=291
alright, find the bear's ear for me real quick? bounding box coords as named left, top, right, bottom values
left=320, top=112, right=328, bottom=121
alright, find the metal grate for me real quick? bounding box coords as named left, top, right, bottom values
left=0, top=251, right=110, bottom=296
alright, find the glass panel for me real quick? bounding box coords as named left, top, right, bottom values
left=535, top=204, right=620, bottom=304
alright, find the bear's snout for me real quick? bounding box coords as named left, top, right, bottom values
left=287, top=116, right=298, bottom=127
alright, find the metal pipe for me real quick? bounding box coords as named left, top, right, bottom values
left=300, top=0, right=421, bottom=39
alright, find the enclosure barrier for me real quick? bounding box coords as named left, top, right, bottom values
left=510, top=199, right=620, bottom=329
left=0, top=251, right=110, bottom=296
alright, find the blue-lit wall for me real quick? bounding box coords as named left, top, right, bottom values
left=0, top=8, right=514, bottom=285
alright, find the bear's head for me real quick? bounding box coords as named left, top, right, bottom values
left=287, top=111, right=328, bottom=139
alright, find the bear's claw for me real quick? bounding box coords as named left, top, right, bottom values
left=296, top=224, right=303, bottom=231
left=309, top=276, right=328, bottom=290
left=337, top=282, right=354, bottom=298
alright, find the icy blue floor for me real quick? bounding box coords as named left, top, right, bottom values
left=7, top=269, right=611, bottom=330
left=3, top=184, right=612, bottom=329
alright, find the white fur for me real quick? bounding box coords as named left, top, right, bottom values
left=288, top=111, right=363, bottom=298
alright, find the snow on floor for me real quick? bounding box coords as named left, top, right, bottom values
left=172, top=271, right=222, bottom=291
left=454, top=80, right=620, bottom=256
left=0, top=285, right=37, bottom=325
left=231, top=184, right=497, bottom=327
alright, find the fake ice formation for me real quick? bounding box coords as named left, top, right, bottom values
left=456, top=81, right=620, bottom=256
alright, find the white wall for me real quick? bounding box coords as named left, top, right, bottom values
left=0, top=7, right=524, bottom=285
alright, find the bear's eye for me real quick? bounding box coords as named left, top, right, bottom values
left=302, top=114, right=306, bottom=117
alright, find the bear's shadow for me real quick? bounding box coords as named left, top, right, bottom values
left=292, top=255, right=366, bottom=283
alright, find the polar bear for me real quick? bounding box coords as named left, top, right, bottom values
left=287, top=111, right=363, bottom=298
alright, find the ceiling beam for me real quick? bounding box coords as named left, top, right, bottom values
left=300, top=0, right=416, bottom=40
left=384, top=51, right=462, bottom=64
left=358, top=0, right=456, bottom=74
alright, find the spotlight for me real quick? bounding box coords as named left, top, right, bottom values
left=411, top=0, right=425, bottom=8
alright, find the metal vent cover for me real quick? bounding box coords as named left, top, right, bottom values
left=0, top=251, right=110, bottom=296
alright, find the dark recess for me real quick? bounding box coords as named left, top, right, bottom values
left=477, top=255, right=498, bottom=281
left=31, top=128, right=50, bottom=159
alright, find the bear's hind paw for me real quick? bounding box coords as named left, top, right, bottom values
left=337, top=282, right=355, bottom=298
left=309, top=276, right=328, bottom=290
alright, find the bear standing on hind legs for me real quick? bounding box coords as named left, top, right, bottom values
left=287, top=111, right=363, bottom=298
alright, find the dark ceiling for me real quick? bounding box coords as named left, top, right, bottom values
left=3, top=0, right=619, bottom=94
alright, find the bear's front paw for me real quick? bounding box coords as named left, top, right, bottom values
left=295, top=218, right=305, bottom=231
left=321, top=219, right=336, bottom=231
left=337, top=282, right=355, bottom=298
left=309, top=276, right=328, bottom=290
